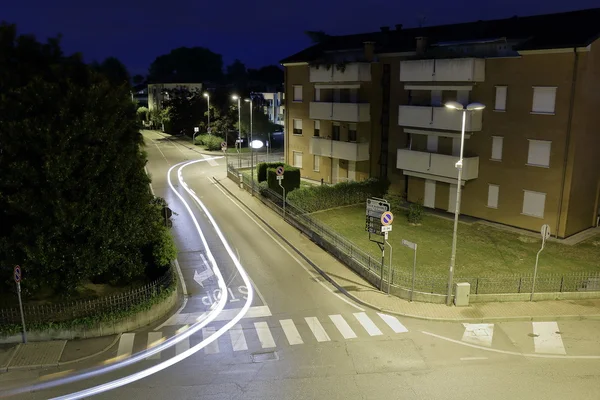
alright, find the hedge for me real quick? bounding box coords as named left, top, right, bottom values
left=267, top=165, right=300, bottom=196
left=257, top=162, right=285, bottom=182
left=194, top=134, right=222, bottom=151
left=287, top=178, right=389, bottom=213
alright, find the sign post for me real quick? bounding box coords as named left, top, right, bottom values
left=13, top=266, right=27, bottom=343
left=402, top=239, right=418, bottom=302
left=221, top=141, right=228, bottom=171
left=276, top=166, right=285, bottom=218
left=380, top=211, right=394, bottom=294
left=365, top=198, right=391, bottom=291
left=531, top=224, right=551, bottom=301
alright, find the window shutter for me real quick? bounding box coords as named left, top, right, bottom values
left=494, top=86, right=507, bottom=111
left=293, top=85, right=303, bottom=102
left=522, top=190, right=546, bottom=218
left=491, top=136, right=503, bottom=161
left=293, top=119, right=302, bottom=130
left=487, top=185, right=499, bottom=208
left=527, top=140, right=551, bottom=167
left=532, top=87, right=556, bottom=114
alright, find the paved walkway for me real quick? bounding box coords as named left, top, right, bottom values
left=215, top=176, right=600, bottom=323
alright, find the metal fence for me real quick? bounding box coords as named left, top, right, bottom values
left=0, top=268, right=174, bottom=326
left=228, top=163, right=600, bottom=297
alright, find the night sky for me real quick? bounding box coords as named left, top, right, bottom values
left=3, top=0, right=598, bottom=77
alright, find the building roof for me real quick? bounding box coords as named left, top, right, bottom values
left=280, top=7, right=600, bottom=64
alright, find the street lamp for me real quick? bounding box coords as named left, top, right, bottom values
left=203, top=92, right=210, bottom=135
left=443, top=100, right=486, bottom=306
left=231, top=95, right=242, bottom=167
left=245, top=98, right=254, bottom=195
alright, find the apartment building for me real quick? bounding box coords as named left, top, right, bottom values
left=260, top=92, right=285, bottom=126
left=148, top=82, right=203, bottom=111
left=281, top=8, right=600, bottom=238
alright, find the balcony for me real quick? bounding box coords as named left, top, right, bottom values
left=396, top=149, right=479, bottom=181
left=310, top=137, right=370, bottom=161
left=310, top=63, right=371, bottom=83
left=398, top=105, right=482, bottom=131
left=310, top=102, right=370, bottom=122
left=400, top=58, right=485, bottom=82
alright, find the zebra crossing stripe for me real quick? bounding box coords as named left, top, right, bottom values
left=280, top=319, right=303, bottom=345
left=146, top=332, right=163, bottom=360
left=202, top=327, right=220, bottom=354
left=305, top=317, right=331, bottom=342
left=117, top=333, right=135, bottom=358
left=377, top=313, right=408, bottom=333
left=329, top=315, right=357, bottom=339
left=532, top=322, right=566, bottom=355
left=354, top=312, right=383, bottom=336
left=254, top=322, right=276, bottom=348
left=229, top=324, right=249, bottom=351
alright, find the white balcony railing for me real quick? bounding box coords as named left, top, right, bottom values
left=310, top=63, right=371, bottom=83
left=310, top=137, right=370, bottom=161
left=396, top=149, right=479, bottom=181
left=400, top=58, right=485, bottom=82
left=398, top=105, right=482, bottom=131
left=310, top=102, right=370, bottom=122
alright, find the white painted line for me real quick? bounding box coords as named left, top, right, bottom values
left=329, top=315, right=357, bottom=339
left=377, top=313, right=408, bottom=334
left=175, top=336, right=190, bottom=356
left=461, top=323, right=494, bottom=347
left=460, top=357, right=488, bottom=361
left=254, top=322, right=276, bottom=348
left=532, top=322, right=566, bottom=355
left=280, top=319, right=304, bottom=345
left=305, top=317, right=331, bottom=342
left=174, top=259, right=188, bottom=296
left=229, top=324, right=248, bottom=351
left=117, top=333, right=135, bottom=358
left=202, top=327, right=220, bottom=354
left=354, top=312, right=383, bottom=336
left=169, top=305, right=272, bottom=326
left=153, top=142, right=170, bottom=165
left=202, top=153, right=219, bottom=166
left=146, top=332, right=163, bottom=360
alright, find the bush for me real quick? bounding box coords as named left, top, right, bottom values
left=266, top=165, right=300, bottom=196
left=258, top=181, right=269, bottom=196
left=257, top=162, right=285, bottom=182
left=407, top=201, right=424, bottom=224
left=287, top=178, right=388, bottom=213
left=195, top=134, right=222, bottom=151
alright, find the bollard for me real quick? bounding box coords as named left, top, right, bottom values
left=239, top=173, right=243, bottom=189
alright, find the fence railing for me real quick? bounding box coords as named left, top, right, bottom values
left=0, top=268, right=175, bottom=326
left=227, top=163, right=600, bottom=298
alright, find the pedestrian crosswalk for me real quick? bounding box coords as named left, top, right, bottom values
left=115, top=312, right=409, bottom=360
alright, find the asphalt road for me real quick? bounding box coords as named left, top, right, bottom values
left=1, top=131, right=599, bottom=400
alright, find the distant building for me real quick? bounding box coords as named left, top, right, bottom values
left=148, top=83, right=203, bottom=111
left=260, top=92, right=285, bottom=126
left=132, top=83, right=148, bottom=108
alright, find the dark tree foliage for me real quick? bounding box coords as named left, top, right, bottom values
left=0, top=23, right=176, bottom=297
left=247, top=65, right=284, bottom=88
left=91, top=56, right=131, bottom=88
left=148, top=47, right=223, bottom=84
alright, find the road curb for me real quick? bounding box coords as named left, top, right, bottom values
left=212, top=177, right=600, bottom=323
left=57, top=334, right=121, bottom=367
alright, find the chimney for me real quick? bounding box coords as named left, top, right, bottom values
left=395, top=24, right=403, bottom=31
left=363, top=41, right=375, bottom=62
left=380, top=26, right=390, bottom=33
left=416, top=36, right=428, bottom=55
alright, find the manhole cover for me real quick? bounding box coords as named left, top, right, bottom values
left=251, top=351, right=278, bottom=363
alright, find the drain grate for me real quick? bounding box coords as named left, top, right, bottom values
left=251, top=351, right=278, bottom=363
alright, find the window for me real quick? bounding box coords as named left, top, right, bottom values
left=332, top=122, right=340, bottom=140
left=527, top=140, right=551, bottom=167
left=349, top=89, right=358, bottom=103
left=427, top=135, right=438, bottom=152
left=314, top=120, right=320, bottom=137
left=313, top=155, right=320, bottom=172
left=532, top=87, right=557, bottom=114
left=293, top=151, right=303, bottom=168
left=522, top=190, right=546, bottom=218
left=491, top=136, right=503, bottom=161
left=431, top=90, right=442, bottom=106
left=315, top=88, right=321, bottom=102
left=348, top=123, right=357, bottom=142
left=487, top=184, right=499, bottom=208
left=293, top=85, right=303, bottom=102
left=293, top=119, right=302, bottom=135
left=494, top=86, right=507, bottom=111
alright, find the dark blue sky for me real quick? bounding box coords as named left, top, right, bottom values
left=3, top=0, right=597, bottom=77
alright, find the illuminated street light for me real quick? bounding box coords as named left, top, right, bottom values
left=203, top=92, right=210, bottom=135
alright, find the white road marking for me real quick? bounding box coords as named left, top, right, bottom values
left=117, top=333, right=135, bottom=358
left=152, top=142, right=170, bottom=165
left=280, top=319, right=304, bottom=345
left=532, top=322, right=566, bottom=355
left=377, top=313, right=408, bottom=333
left=202, top=327, right=220, bottom=354
left=202, top=153, right=219, bottom=166
left=305, top=317, right=331, bottom=342
left=329, top=315, right=357, bottom=339
left=461, top=323, right=494, bottom=347
left=173, top=259, right=188, bottom=296
left=254, top=322, right=276, bottom=348
left=460, top=357, right=488, bottom=361
left=168, top=305, right=272, bottom=326
left=354, top=312, right=383, bottom=336
left=146, top=332, right=163, bottom=360
left=175, top=336, right=190, bottom=355
left=229, top=324, right=248, bottom=351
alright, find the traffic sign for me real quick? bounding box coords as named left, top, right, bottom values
left=381, top=225, right=392, bottom=233
left=276, top=176, right=283, bottom=181
left=366, top=198, right=390, bottom=218
left=402, top=239, right=417, bottom=250
left=14, top=265, right=21, bottom=283
left=276, top=166, right=284, bottom=176
left=221, top=142, right=227, bottom=148
left=381, top=211, right=394, bottom=226
left=194, top=127, right=199, bottom=133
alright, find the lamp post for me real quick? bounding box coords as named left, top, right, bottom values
left=232, top=95, right=242, bottom=167
left=443, top=100, right=486, bottom=306
left=203, top=92, right=210, bottom=135
left=245, top=98, right=254, bottom=195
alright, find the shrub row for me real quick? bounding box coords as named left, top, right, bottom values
left=266, top=165, right=301, bottom=195
left=257, top=162, right=285, bottom=182
left=194, top=134, right=223, bottom=151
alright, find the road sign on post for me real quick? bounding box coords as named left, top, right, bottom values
left=365, top=198, right=390, bottom=236
left=13, top=265, right=27, bottom=343
left=14, top=265, right=21, bottom=283
left=276, top=166, right=284, bottom=176
left=531, top=224, right=551, bottom=301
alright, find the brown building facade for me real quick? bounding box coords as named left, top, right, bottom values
left=281, top=8, right=600, bottom=238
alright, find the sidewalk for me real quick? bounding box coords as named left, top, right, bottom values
left=0, top=335, right=118, bottom=372
left=215, top=176, right=600, bottom=323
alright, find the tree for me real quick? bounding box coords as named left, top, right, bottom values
left=161, top=87, right=205, bottom=136
left=132, top=74, right=145, bottom=85
left=247, top=65, right=284, bottom=88
left=148, top=47, right=223, bottom=84
left=226, top=59, right=247, bottom=88
left=238, top=99, right=281, bottom=138
left=0, top=23, right=175, bottom=296
left=91, top=56, right=130, bottom=87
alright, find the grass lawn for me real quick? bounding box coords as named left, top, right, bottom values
left=312, top=204, right=600, bottom=279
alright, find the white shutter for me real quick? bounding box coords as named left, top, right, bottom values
left=491, top=136, right=503, bottom=161
left=293, top=151, right=303, bottom=168
left=293, top=85, right=303, bottom=102
left=427, top=135, right=438, bottom=152
left=315, top=88, right=321, bottom=102
left=532, top=87, right=556, bottom=114
left=293, top=119, right=302, bottom=130
left=494, top=86, right=507, bottom=111
left=487, top=184, right=499, bottom=208
left=522, top=190, right=546, bottom=218
left=313, top=155, right=320, bottom=171
left=527, top=140, right=551, bottom=167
